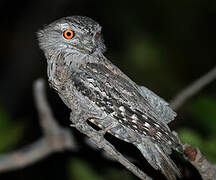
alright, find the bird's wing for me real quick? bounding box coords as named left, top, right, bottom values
left=72, top=61, right=182, bottom=152
left=83, top=60, right=176, bottom=124
left=138, top=85, right=176, bottom=124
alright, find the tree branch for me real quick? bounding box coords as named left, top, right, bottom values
left=170, top=66, right=216, bottom=110
left=0, top=79, right=77, bottom=172
left=183, top=144, right=216, bottom=180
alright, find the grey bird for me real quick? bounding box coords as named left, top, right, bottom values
left=37, top=16, right=183, bottom=180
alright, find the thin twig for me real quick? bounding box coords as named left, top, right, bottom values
left=170, top=66, right=216, bottom=110
left=0, top=79, right=77, bottom=172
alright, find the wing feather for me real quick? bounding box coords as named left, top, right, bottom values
left=138, top=86, right=177, bottom=124
left=83, top=61, right=176, bottom=124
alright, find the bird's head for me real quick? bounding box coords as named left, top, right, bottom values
left=37, top=16, right=106, bottom=56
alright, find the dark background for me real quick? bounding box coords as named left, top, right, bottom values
left=0, top=0, right=216, bottom=179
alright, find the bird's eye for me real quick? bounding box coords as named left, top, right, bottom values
left=63, top=30, right=74, bottom=39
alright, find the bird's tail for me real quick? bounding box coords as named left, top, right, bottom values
left=136, top=141, right=181, bottom=180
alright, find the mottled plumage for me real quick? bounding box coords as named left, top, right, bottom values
left=37, top=16, right=183, bottom=180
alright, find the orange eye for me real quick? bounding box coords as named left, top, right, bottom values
left=63, top=30, right=74, bottom=39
